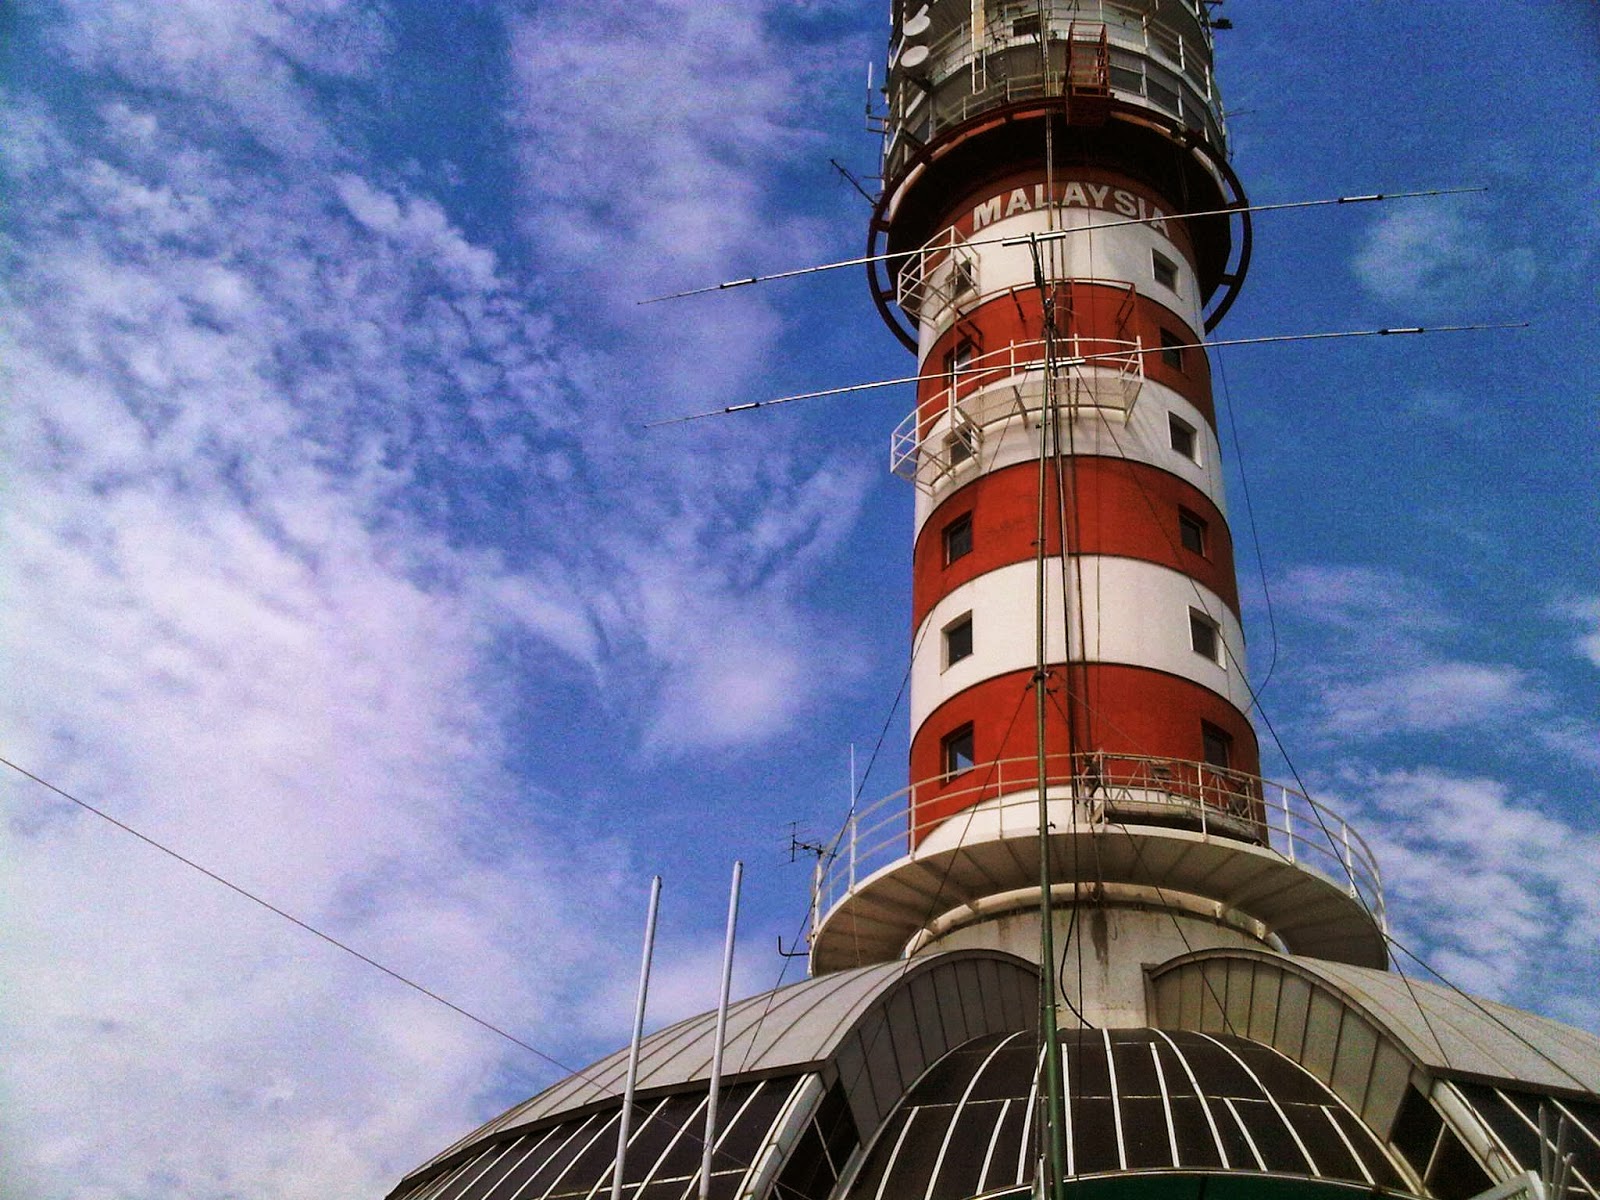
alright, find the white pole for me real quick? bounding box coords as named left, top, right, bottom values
left=612, top=876, right=662, bottom=1200
left=848, top=744, right=858, bottom=893
left=700, top=862, right=743, bottom=1200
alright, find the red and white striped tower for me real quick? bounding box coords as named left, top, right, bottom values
left=811, top=1, right=1387, bottom=1023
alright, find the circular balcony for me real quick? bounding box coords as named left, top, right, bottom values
left=808, top=753, right=1389, bottom=974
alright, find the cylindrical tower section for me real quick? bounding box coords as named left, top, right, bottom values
left=872, top=0, right=1259, bottom=848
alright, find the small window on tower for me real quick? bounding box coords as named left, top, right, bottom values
left=942, top=723, right=977, bottom=777
left=1190, top=609, right=1223, bottom=665
left=943, top=512, right=973, bottom=564
left=1169, top=413, right=1198, bottom=461
left=1178, top=508, right=1208, bottom=555
left=945, top=426, right=978, bottom=466
left=945, top=339, right=976, bottom=396
left=943, top=613, right=974, bottom=668
left=1152, top=250, right=1179, bottom=291
left=1201, top=722, right=1233, bottom=770
left=1011, top=12, right=1041, bottom=39
left=1160, top=327, right=1185, bottom=372
left=951, top=254, right=977, bottom=296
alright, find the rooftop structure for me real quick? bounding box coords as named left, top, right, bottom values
left=389, top=5, right=1600, bottom=1200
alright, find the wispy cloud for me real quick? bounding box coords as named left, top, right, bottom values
left=1553, top=595, right=1600, bottom=670
left=1271, top=565, right=1597, bottom=773
left=1351, top=201, right=1537, bottom=311
left=1, top=2, right=871, bottom=1195
left=1330, top=768, right=1600, bottom=1032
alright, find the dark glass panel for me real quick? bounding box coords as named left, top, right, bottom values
left=430, top=1145, right=502, bottom=1200
left=1455, top=1083, right=1541, bottom=1171
left=713, top=1081, right=793, bottom=1174
left=497, top=1113, right=607, bottom=1200
left=1154, top=1040, right=1198, bottom=1098
left=552, top=1110, right=632, bottom=1199
left=933, top=1099, right=1006, bottom=1199
left=771, top=1121, right=833, bottom=1200
left=648, top=1096, right=712, bottom=1182
left=1109, top=1035, right=1160, bottom=1097
left=1120, top=1096, right=1174, bottom=1168
left=1327, top=1105, right=1406, bottom=1191
left=884, top=1109, right=947, bottom=1200
left=1169, top=1096, right=1223, bottom=1168
left=636, top=1179, right=695, bottom=1200
left=1068, top=1097, right=1121, bottom=1174
left=982, top=1099, right=1028, bottom=1194
left=468, top=1135, right=551, bottom=1200
left=844, top=1108, right=908, bottom=1200
left=915, top=1040, right=996, bottom=1104
left=813, top=1081, right=860, bottom=1175
left=1172, top=1035, right=1255, bottom=1095
left=1429, top=1129, right=1495, bottom=1200
left=1211, top=1098, right=1261, bottom=1170
left=1231, top=1098, right=1308, bottom=1173
left=971, top=1041, right=1038, bottom=1102
left=1069, top=1035, right=1113, bottom=1098
left=419, top=1155, right=484, bottom=1200
left=1388, top=1084, right=1443, bottom=1177
left=1281, top=1103, right=1358, bottom=1181
left=1231, top=1040, right=1331, bottom=1105
left=623, top=1096, right=699, bottom=1183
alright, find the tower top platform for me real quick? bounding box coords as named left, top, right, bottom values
left=809, top=753, right=1389, bottom=974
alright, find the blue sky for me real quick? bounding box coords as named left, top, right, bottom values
left=1, top=1, right=1596, bottom=1196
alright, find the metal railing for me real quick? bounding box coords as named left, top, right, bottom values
left=815, top=752, right=1386, bottom=933
left=889, top=323, right=1145, bottom=484
left=883, top=3, right=1225, bottom=180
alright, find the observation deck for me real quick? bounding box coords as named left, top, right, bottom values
left=808, top=753, right=1390, bottom=975
left=880, top=0, right=1228, bottom=185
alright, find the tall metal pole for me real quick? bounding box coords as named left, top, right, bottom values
left=612, top=875, right=662, bottom=1200
left=1029, top=230, right=1068, bottom=1200
left=699, top=862, right=743, bottom=1200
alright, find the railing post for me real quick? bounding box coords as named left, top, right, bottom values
left=1341, top=824, right=1356, bottom=897
left=848, top=813, right=857, bottom=892
left=1281, top=788, right=1295, bottom=863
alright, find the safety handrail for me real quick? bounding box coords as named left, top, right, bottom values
left=816, top=752, right=1386, bottom=933
left=888, top=322, right=1145, bottom=481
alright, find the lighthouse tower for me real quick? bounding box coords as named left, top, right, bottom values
left=807, top=0, right=1386, bottom=1022
left=388, top=7, right=1600, bottom=1200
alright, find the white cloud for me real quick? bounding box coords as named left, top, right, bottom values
left=1320, top=661, right=1537, bottom=735
left=1553, top=595, right=1600, bottom=669
left=0, top=5, right=872, bottom=1194
left=1273, top=565, right=1597, bottom=772
left=1351, top=202, right=1537, bottom=309
left=1332, top=768, right=1600, bottom=1032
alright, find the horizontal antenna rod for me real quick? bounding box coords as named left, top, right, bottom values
left=636, top=187, right=1485, bottom=305
left=642, top=322, right=1526, bottom=428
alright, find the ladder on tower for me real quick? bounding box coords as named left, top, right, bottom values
left=1064, top=22, right=1112, bottom=126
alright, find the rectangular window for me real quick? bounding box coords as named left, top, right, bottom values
left=1168, top=413, right=1198, bottom=461
left=1152, top=250, right=1179, bottom=291
left=945, top=426, right=977, bottom=465
left=1011, top=13, right=1041, bottom=39
left=942, top=723, right=976, bottom=777
left=1178, top=508, right=1207, bottom=556
left=943, top=512, right=973, bottom=564
left=943, top=613, right=974, bottom=668
left=1160, top=327, right=1185, bottom=372
left=1189, top=608, right=1222, bottom=665
left=945, top=339, right=975, bottom=393
left=951, top=254, right=977, bottom=296
left=1201, top=722, right=1232, bottom=770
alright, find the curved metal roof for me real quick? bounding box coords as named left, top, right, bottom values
left=1150, top=949, right=1600, bottom=1097
left=399, top=950, right=1039, bottom=1191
